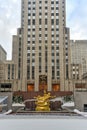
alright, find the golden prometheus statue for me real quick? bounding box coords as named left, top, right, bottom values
left=35, top=90, right=55, bottom=111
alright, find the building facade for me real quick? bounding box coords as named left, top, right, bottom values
left=70, top=40, right=87, bottom=79
left=12, top=0, right=71, bottom=92
left=0, top=61, right=17, bottom=92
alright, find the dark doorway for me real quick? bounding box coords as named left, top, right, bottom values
left=84, top=104, right=87, bottom=112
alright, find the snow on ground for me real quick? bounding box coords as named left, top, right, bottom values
left=62, top=102, right=75, bottom=107
left=12, top=103, right=25, bottom=107
left=0, top=117, right=87, bottom=130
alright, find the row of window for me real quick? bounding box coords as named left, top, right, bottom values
left=27, top=46, right=59, bottom=50
left=28, top=1, right=59, bottom=4
left=28, top=28, right=59, bottom=31
left=27, top=58, right=60, bottom=64
left=28, top=19, right=59, bottom=25
left=27, top=52, right=59, bottom=57
left=28, top=7, right=59, bottom=10
left=27, top=68, right=60, bottom=79
left=28, top=13, right=59, bottom=16
left=27, top=40, right=59, bottom=44
left=28, top=34, right=59, bottom=37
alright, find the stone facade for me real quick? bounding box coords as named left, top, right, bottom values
left=0, top=61, right=17, bottom=92
left=74, top=91, right=87, bottom=112
left=12, top=0, right=71, bottom=92
left=70, top=40, right=87, bottom=78
left=0, top=92, right=13, bottom=110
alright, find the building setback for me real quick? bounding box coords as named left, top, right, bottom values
left=12, top=0, right=71, bottom=92
left=0, top=44, right=7, bottom=62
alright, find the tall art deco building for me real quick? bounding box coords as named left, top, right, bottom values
left=12, top=0, right=71, bottom=92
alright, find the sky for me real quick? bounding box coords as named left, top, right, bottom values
left=0, top=0, right=87, bottom=60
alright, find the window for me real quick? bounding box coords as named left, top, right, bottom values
left=39, top=46, right=41, bottom=50
left=56, top=40, right=59, bottom=43
left=39, top=57, right=41, bottom=62
left=56, top=7, right=59, bottom=10
left=56, top=65, right=60, bottom=69
left=45, top=34, right=47, bottom=37
left=57, top=71, right=60, bottom=76
left=33, top=2, right=35, bottom=4
left=8, top=64, right=10, bottom=79
left=52, top=59, right=54, bottom=62
left=32, top=28, right=35, bottom=31
left=51, top=13, right=54, bottom=16
left=56, top=1, right=59, bottom=4
left=32, top=59, right=35, bottom=62
left=45, top=1, right=48, bottom=3
left=66, top=53, right=68, bottom=56
left=56, top=34, right=59, bottom=37
left=56, top=46, right=59, bottom=50
left=52, top=41, right=54, bottom=43
left=27, top=53, right=30, bottom=56
left=28, top=41, right=30, bottom=44
left=39, top=7, right=42, bottom=9
left=28, top=13, right=31, bottom=16
left=45, top=7, right=48, bottom=10
left=45, top=40, right=47, bottom=43
left=39, top=1, right=42, bottom=4
left=51, top=1, right=54, bottom=4
left=45, top=19, right=47, bottom=24
left=56, top=59, right=59, bottom=63
left=39, top=28, right=42, bottom=31
left=28, top=35, right=30, bottom=37
left=28, top=19, right=31, bottom=25
left=27, top=65, right=30, bottom=79
left=39, top=53, right=41, bottom=56
left=39, top=13, right=42, bottom=15
left=28, top=2, right=31, bottom=4
left=51, top=7, right=54, bottom=10
left=28, top=28, right=31, bottom=31
left=32, top=41, right=35, bottom=44
left=52, top=53, right=54, bottom=56
left=45, top=28, right=47, bottom=31
left=39, top=40, right=41, bottom=43
left=52, top=46, right=54, bottom=50
left=32, top=19, right=35, bottom=25
left=56, top=28, right=59, bottom=31
left=12, top=64, right=14, bottom=79
left=51, top=34, right=54, bottom=37
left=32, top=35, right=35, bottom=38
left=51, top=19, right=54, bottom=25
left=39, top=19, right=42, bottom=24
left=28, top=7, right=31, bottom=10
left=27, top=47, right=30, bottom=50
left=39, top=66, right=41, bottom=73
left=45, top=66, right=47, bottom=72
left=51, top=28, right=54, bottom=31
left=56, top=19, right=59, bottom=25
left=56, top=13, right=59, bottom=16
left=33, top=13, right=35, bottom=16
left=33, top=7, right=35, bottom=10
left=39, top=34, right=41, bottom=37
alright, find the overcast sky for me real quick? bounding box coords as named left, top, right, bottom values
left=0, top=0, right=87, bottom=60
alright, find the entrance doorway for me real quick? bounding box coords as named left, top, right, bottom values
left=52, top=84, right=60, bottom=91
left=84, top=104, right=87, bottom=112
left=27, top=84, right=34, bottom=92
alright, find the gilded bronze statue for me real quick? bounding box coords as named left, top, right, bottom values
left=35, top=90, right=55, bottom=111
